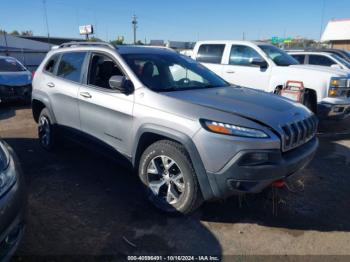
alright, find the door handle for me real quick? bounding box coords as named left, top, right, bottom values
left=80, top=92, right=92, bottom=98
left=47, top=82, right=55, bottom=88
left=225, top=70, right=235, bottom=74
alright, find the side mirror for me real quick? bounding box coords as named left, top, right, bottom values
left=109, top=75, right=134, bottom=95
left=249, top=57, right=268, bottom=69
left=331, top=64, right=342, bottom=70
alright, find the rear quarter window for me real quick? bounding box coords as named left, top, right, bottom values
left=44, top=54, right=60, bottom=74
left=196, top=44, right=225, bottom=64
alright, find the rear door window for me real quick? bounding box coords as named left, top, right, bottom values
left=291, top=54, right=305, bottom=64
left=196, top=44, right=225, bottom=64
left=57, top=52, right=87, bottom=83
left=308, top=55, right=334, bottom=67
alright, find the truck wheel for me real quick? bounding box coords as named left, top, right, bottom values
left=38, top=108, right=58, bottom=151
left=138, top=140, right=203, bottom=214
left=303, top=90, right=317, bottom=114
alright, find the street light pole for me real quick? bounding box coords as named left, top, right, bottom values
left=132, top=15, right=138, bottom=44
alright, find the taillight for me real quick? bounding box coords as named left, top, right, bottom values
left=32, top=71, right=36, bottom=79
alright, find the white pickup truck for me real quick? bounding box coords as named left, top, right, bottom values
left=191, top=40, right=350, bottom=119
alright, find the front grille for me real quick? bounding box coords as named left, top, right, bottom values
left=280, top=115, right=318, bottom=152
left=337, top=87, right=350, bottom=97
left=0, top=84, right=31, bottom=98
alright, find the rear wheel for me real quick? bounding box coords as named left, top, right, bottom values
left=138, top=140, right=203, bottom=214
left=38, top=108, right=58, bottom=151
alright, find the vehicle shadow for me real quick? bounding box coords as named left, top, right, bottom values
left=4, top=137, right=222, bottom=256
left=318, top=118, right=350, bottom=135
left=200, top=132, right=350, bottom=232
left=0, top=102, right=30, bottom=121
left=0, top=104, right=16, bottom=121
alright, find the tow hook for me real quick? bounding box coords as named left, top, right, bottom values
left=272, top=179, right=285, bottom=188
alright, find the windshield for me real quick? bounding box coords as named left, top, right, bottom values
left=121, top=52, right=229, bottom=92
left=330, top=54, right=350, bottom=69
left=0, top=57, right=26, bottom=72
left=259, top=45, right=299, bottom=66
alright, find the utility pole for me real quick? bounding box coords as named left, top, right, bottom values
left=42, top=0, right=50, bottom=46
left=2, top=31, right=9, bottom=56
left=132, top=15, right=138, bottom=44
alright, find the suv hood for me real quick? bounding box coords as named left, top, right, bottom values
left=289, top=64, right=349, bottom=76
left=163, top=86, right=312, bottom=128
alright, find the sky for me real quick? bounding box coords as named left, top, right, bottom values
left=1, top=0, right=350, bottom=43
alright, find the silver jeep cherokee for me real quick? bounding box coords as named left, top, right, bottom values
left=32, top=42, right=318, bottom=214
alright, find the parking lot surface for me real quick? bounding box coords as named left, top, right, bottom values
left=1, top=104, right=350, bottom=257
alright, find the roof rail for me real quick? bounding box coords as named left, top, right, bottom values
left=59, top=41, right=116, bottom=49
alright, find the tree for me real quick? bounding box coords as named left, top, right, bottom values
left=135, top=40, right=144, bottom=45
left=21, top=30, right=33, bottom=36
left=110, top=36, right=124, bottom=45
left=10, top=30, right=20, bottom=36
left=89, top=36, right=102, bottom=42
left=0, top=29, right=7, bottom=34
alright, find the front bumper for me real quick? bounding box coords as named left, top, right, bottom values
left=318, top=102, right=350, bottom=120
left=0, top=144, right=25, bottom=261
left=0, top=85, right=32, bottom=103
left=206, top=137, right=318, bottom=198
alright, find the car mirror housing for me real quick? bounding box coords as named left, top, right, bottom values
left=330, top=64, right=342, bottom=70
left=109, top=75, right=134, bottom=95
left=249, top=58, right=268, bottom=69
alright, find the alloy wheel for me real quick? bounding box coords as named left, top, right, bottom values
left=39, top=116, right=51, bottom=147
left=146, top=155, right=185, bottom=205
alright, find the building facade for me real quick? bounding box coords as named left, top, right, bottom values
left=321, top=19, right=350, bottom=50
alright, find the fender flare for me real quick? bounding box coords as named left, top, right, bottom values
left=32, top=90, right=57, bottom=123
left=132, top=124, right=215, bottom=200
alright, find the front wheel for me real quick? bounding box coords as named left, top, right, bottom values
left=303, top=90, right=317, bottom=114
left=138, top=140, right=203, bottom=214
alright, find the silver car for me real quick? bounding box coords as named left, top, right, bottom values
left=31, top=42, right=318, bottom=214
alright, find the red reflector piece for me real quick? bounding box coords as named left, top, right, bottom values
left=272, top=179, right=285, bottom=188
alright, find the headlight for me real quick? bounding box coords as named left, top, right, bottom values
left=0, top=141, right=16, bottom=197
left=329, top=77, right=350, bottom=97
left=201, top=119, right=269, bottom=138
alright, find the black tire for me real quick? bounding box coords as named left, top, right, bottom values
left=303, top=90, right=317, bottom=114
left=274, top=86, right=282, bottom=95
left=38, top=108, right=58, bottom=151
left=138, top=140, right=203, bottom=214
